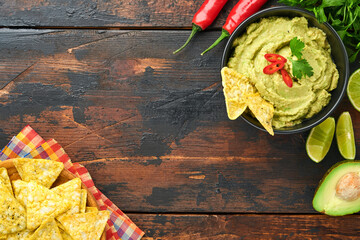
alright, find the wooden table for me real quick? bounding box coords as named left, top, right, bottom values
left=1, top=0, right=360, bottom=239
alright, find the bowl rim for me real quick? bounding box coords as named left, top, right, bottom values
left=221, top=6, right=349, bottom=134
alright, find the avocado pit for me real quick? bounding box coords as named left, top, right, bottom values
left=335, top=172, right=360, bottom=201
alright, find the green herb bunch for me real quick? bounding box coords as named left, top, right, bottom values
left=279, top=0, right=360, bottom=62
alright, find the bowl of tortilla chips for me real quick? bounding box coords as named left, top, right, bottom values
left=0, top=158, right=108, bottom=240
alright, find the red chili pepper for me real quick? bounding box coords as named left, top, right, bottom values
left=201, top=0, right=268, bottom=55
left=263, top=62, right=285, bottom=75
left=173, top=0, right=229, bottom=54
left=280, top=69, right=293, bottom=87
left=265, top=53, right=287, bottom=63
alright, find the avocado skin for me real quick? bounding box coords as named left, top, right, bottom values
left=313, top=160, right=360, bottom=216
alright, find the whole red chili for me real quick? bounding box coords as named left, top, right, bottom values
left=201, top=0, right=268, bottom=55
left=264, top=53, right=287, bottom=63
left=280, top=69, right=293, bottom=87
left=173, top=0, right=229, bottom=54
left=263, top=62, right=285, bottom=75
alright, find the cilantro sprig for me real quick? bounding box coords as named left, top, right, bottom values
left=289, top=37, right=314, bottom=79
left=279, top=0, right=360, bottom=62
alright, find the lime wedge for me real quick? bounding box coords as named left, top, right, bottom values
left=347, top=68, right=360, bottom=111
left=306, top=117, right=335, bottom=163
left=336, top=112, right=356, bottom=160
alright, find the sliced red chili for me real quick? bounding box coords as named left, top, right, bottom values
left=264, top=53, right=287, bottom=63
left=280, top=69, right=293, bottom=88
left=263, top=62, right=285, bottom=75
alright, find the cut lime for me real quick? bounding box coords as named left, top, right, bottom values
left=336, top=112, right=356, bottom=160
left=347, top=68, right=360, bottom=112
left=306, top=117, right=335, bottom=163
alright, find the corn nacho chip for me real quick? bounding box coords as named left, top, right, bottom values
left=86, top=207, right=98, bottom=213
left=12, top=180, right=29, bottom=207
left=6, top=229, right=34, bottom=240
left=26, top=181, right=71, bottom=230
left=13, top=158, right=64, bottom=188
left=221, top=67, right=256, bottom=120
left=57, top=189, right=81, bottom=221
left=56, top=221, right=65, bottom=231
left=80, top=189, right=87, bottom=213
left=28, top=217, right=62, bottom=240
left=58, top=211, right=110, bottom=240
left=51, top=178, right=81, bottom=195
left=52, top=178, right=82, bottom=219
left=244, top=93, right=275, bottom=136
left=0, top=167, right=13, bottom=195
left=0, top=185, right=26, bottom=234
left=59, top=228, right=74, bottom=240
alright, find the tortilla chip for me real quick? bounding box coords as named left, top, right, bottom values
left=12, top=180, right=29, bottom=207
left=57, top=189, right=81, bottom=221
left=58, top=211, right=110, bottom=240
left=244, top=93, right=275, bottom=136
left=59, top=228, right=74, bottom=240
left=26, top=181, right=71, bottom=230
left=13, top=158, right=64, bottom=188
left=28, top=217, right=62, bottom=240
left=0, top=185, right=26, bottom=234
left=0, top=167, right=13, bottom=196
left=221, top=67, right=256, bottom=120
left=6, top=229, right=34, bottom=240
left=52, top=178, right=82, bottom=220
left=86, top=207, right=98, bottom=213
left=56, top=221, right=65, bottom=231
left=51, top=178, right=81, bottom=194
left=80, top=189, right=87, bottom=213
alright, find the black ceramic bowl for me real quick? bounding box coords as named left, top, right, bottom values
left=221, top=6, right=349, bottom=134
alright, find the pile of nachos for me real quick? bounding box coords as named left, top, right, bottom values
left=0, top=158, right=109, bottom=240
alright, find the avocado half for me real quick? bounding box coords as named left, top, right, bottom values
left=313, top=160, right=360, bottom=216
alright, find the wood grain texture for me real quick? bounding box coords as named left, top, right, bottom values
left=0, top=0, right=277, bottom=28
left=128, top=213, right=360, bottom=239
left=2, top=0, right=360, bottom=238
left=0, top=29, right=359, bottom=214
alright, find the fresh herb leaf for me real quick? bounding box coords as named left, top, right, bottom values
left=291, top=59, right=314, bottom=79
left=289, top=37, right=314, bottom=79
left=280, top=0, right=360, bottom=62
left=278, top=0, right=318, bottom=8
left=320, top=0, right=345, bottom=8
left=289, top=37, right=305, bottom=59
left=349, top=49, right=360, bottom=62
left=314, top=7, right=327, bottom=23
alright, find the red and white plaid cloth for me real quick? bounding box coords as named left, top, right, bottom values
left=0, top=125, right=144, bottom=240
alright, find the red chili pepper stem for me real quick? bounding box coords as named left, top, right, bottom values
left=201, top=29, right=230, bottom=55
left=173, top=24, right=203, bottom=54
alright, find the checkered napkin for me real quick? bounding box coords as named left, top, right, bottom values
left=0, top=125, right=144, bottom=240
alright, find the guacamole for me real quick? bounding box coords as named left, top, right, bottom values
left=227, top=17, right=339, bottom=128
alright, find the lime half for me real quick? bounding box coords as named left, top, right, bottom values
left=336, top=112, right=356, bottom=160
left=347, top=68, right=360, bottom=112
left=306, top=117, right=335, bottom=163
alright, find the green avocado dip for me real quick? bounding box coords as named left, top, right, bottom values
left=227, top=17, right=339, bottom=128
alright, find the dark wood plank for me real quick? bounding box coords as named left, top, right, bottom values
left=0, top=0, right=276, bottom=28
left=0, top=29, right=359, bottom=214
left=128, top=213, right=360, bottom=239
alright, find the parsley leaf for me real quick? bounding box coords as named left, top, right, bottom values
left=289, top=37, right=314, bottom=79
left=291, top=59, right=314, bottom=79
left=289, top=37, right=305, bottom=59
left=279, top=0, right=360, bottom=62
